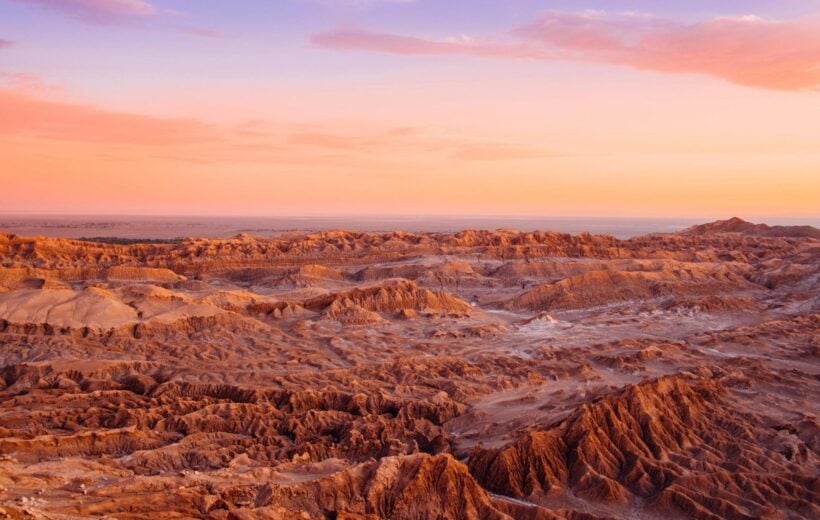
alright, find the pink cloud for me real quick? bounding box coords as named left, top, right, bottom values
left=0, top=88, right=215, bottom=145
left=17, top=0, right=158, bottom=22
left=173, top=25, right=227, bottom=39
left=311, top=30, right=555, bottom=60
left=287, top=127, right=417, bottom=152
left=0, top=72, right=64, bottom=96
left=0, top=39, right=13, bottom=48
left=518, top=12, right=820, bottom=91
left=451, top=143, right=556, bottom=161
left=514, top=11, right=658, bottom=53
left=313, top=12, right=820, bottom=91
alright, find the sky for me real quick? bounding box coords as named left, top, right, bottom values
left=0, top=0, right=819, bottom=219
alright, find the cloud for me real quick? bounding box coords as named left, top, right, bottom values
left=313, top=11, right=820, bottom=91
left=512, top=10, right=675, bottom=53
left=287, top=126, right=417, bottom=152
left=517, top=11, right=820, bottom=91
left=0, top=86, right=570, bottom=170
left=0, top=88, right=215, bottom=145
left=173, top=25, right=226, bottom=39
left=0, top=72, right=64, bottom=95
left=15, top=2, right=222, bottom=39
left=451, top=143, right=557, bottom=161
left=284, top=126, right=561, bottom=163
left=0, top=39, right=13, bottom=48
left=16, top=0, right=158, bottom=23
left=311, top=30, right=554, bottom=60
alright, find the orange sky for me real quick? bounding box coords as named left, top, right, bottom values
left=1, top=1, right=819, bottom=218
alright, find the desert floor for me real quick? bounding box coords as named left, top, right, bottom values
left=0, top=218, right=817, bottom=519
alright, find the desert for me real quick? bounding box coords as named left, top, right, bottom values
left=4, top=0, right=820, bottom=517
left=0, top=217, right=816, bottom=519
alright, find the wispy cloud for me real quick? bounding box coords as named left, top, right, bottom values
left=0, top=72, right=64, bottom=95
left=173, top=25, right=226, bottom=39
left=451, top=143, right=557, bottom=161
left=15, top=0, right=158, bottom=23
left=0, top=39, right=13, bottom=48
left=284, top=126, right=562, bottom=163
left=311, top=30, right=554, bottom=60
left=0, top=88, right=215, bottom=145
left=287, top=127, right=418, bottom=152
left=14, top=1, right=226, bottom=40
left=313, top=11, right=820, bottom=91
left=517, top=11, right=820, bottom=91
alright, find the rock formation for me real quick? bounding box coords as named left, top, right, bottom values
left=0, top=219, right=817, bottom=518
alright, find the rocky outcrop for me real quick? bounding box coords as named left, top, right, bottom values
left=256, top=453, right=525, bottom=519
left=305, top=279, right=472, bottom=316
left=0, top=427, right=178, bottom=462
left=683, top=217, right=820, bottom=239
left=0, top=287, right=138, bottom=329
left=509, top=266, right=755, bottom=311
left=469, top=375, right=819, bottom=518
left=324, top=302, right=384, bottom=324
left=105, top=266, right=185, bottom=282
left=246, top=300, right=307, bottom=319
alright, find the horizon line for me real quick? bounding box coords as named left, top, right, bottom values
left=1, top=212, right=820, bottom=223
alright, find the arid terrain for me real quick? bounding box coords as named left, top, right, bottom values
left=0, top=217, right=817, bottom=519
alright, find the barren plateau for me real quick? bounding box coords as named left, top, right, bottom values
left=0, top=217, right=817, bottom=519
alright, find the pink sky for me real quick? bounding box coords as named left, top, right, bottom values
left=1, top=0, right=819, bottom=218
